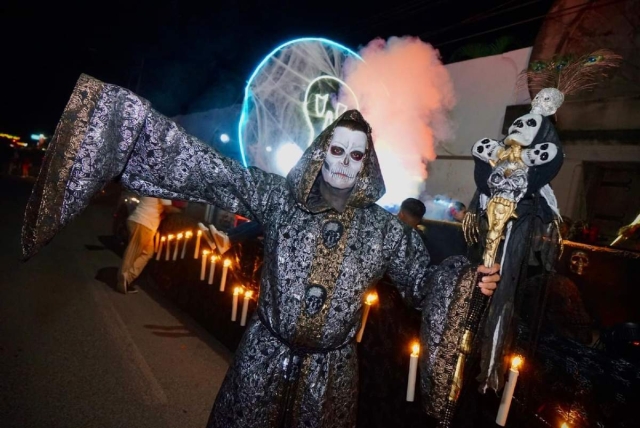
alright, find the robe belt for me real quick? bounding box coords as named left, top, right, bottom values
left=257, top=312, right=352, bottom=356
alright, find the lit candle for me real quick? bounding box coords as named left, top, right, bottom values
left=406, top=342, right=420, bottom=402
left=194, top=230, right=202, bottom=258
left=219, top=259, right=231, bottom=292
left=208, top=255, right=217, bottom=285
left=496, top=355, right=523, bottom=426
left=165, top=234, right=174, bottom=261
left=240, top=290, right=254, bottom=326
left=200, top=250, right=210, bottom=281
left=181, top=231, right=192, bottom=259
left=156, top=236, right=166, bottom=261
left=561, top=424, right=569, bottom=428
left=356, top=292, right=378, bottom=343
left=173, top=233, right=183, bottom=261
left=231, top=287, right=244, bottom=321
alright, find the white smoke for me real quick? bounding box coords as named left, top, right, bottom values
left=341, top=36, right=456, bottom=207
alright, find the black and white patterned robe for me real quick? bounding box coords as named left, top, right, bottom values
left=23, top=74, right=480, bottom=428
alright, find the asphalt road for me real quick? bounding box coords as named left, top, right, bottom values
left=0, top=175, right=231, bottom=428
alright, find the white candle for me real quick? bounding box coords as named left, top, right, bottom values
left=200, top=250, right=210, bottom=281
left=165, top=234, right=174, bottom=261
left=231, top=287, right=244, bottom=322
left=356, top=292, right=378, bottom=343
left=406, top=342, right=420, bottom=402
left=194, top=230, right=202, bottom=258
left=173, top=233, right=183, bottom=261
left=496, top=355, right=523, bottom=426
left=208, top=255, right=217, bottom=285
left=156, top=236, right=166, bottom=261
left=181, top=231, right=192, bottom=259
left=240, top=290, right=254, bottom=326
left=219, top=259, right=231, bottom=292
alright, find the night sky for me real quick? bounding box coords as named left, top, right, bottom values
left=1, top=0, right=554, bottom=140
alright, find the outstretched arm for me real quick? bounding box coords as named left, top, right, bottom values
left=22, top=74, right=281, bottom=259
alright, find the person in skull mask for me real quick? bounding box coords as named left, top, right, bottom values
left=22, top=75, right=500, bottom=428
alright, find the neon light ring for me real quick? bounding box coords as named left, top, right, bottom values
left=237, top=37, right=363, bottom=175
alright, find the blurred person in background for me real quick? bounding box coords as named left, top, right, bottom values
left=118, top=197, right=178, bottom=294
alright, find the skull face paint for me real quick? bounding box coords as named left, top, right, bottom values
left=506, top=113, right=542, bottom=147
left=322, top=126, right=367, bottom=190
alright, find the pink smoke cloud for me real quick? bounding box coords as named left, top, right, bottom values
left=342, top=36, right=456, bottom=206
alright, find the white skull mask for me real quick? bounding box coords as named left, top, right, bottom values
left=506, top=113, right=542, bottom=147
left=321, top=126, right=367, bottom=190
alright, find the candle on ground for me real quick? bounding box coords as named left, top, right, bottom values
left=356, top=292, right=378, bottom=343
left=208, top=255, right=218, bottom=285
left=200, top=250, right=210, bottom=281
left=219, top=259, right=231, bottom=292
left=165, top=234, right=174, bottom=261
left=406, top=342, right=420, bottom=402
left=240, top=290, right=254, bottom=326
left=496, top=355, right=523, bottom=426
left=173, top=233, right=183, bottom=261
left=194, top=230, right=202, bottom=258
left=156, top=236, right=166, bottom=261
left=231, top=286, right=244, bottom=321
left=181, top=231, right=192, bottom=259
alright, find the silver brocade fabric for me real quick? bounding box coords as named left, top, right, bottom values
left=23, top=75, right=474, bottom=428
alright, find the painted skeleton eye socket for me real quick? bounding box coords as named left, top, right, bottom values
left=330, top=146, right=344, bottom=156
left=350, top=151, right=364, bottom=161
left=526, top=118, right=537, bottom=127
left=514, top=119, right=524, bottom=128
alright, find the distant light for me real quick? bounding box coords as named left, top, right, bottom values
left=266, top=146, right=272, bottom=152
left=30, top=134, right=45, bottom=141
left=220, top=133, right=230, bottom=143
left=238, top=37, right=363, bottom=167
left=275, top=143, right=303, bottom=175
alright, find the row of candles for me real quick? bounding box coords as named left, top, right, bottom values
left=357, top=292, right=546, bottom=428
left=357, top=292, right=421, bottom=402
left=153, top=229, right=203, bottom=261
left=151, top=231, right=564, bottom=427
left=152, top=229, right=255, bottom=326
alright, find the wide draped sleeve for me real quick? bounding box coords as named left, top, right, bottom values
left=383, top=219, right=478, bottom=420
left=22, top=74, right=283, bottom=259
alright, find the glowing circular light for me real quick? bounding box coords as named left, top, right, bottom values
left=220, top=133, right=230, bottom=143
left=238, top=37, right=363, bottom=173
left=275, top=143, right=304, bottom=175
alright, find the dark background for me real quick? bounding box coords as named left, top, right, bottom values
left=1, top=0, right=554, bottom=139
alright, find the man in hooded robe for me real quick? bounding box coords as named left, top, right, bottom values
left=22, top=75, right=500, bottom=428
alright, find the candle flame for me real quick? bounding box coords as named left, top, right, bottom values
left=177, top=233, right=184, bottom=239
left=561, top=423, right=569, bottom=428
left=365, top=292, right=378, bottom=305
left=411, top=342, right=420, bottom=357
left=210, top=255, right=217, bottom=262
left=168, top=234, right=175, bottom=240
left=245, top=290, right=254, bottom=299
left=197, top=230, right=202, bottom=236
left=233, top=286, right=244, bottom=296
left=186, top=231, right=193, bottom=238
left=161, top=236, right=166, bottom=242
left=511, top=355, right=523, bottom=370
left=202, top=249, right=210, bottom=256
left=223, top=259, right=232, bottom=267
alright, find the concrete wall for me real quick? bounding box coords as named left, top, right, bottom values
left=424, top=48, right=640, bottom=218
left=423, top=48, right=533, bottom=206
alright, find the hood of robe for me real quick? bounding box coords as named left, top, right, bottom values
left=286, top=110, right=386, bottom=211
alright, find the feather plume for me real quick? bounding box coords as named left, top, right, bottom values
left=518, top=49, right=622, bottom=96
